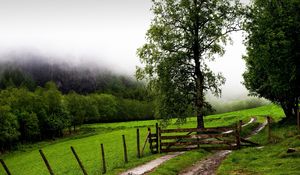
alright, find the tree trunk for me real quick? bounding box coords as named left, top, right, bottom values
left=193, top=0, right=204, bottom=128
left=197, top=113, right=204, bottom=128
left=281, top=101, right=295, bottom=119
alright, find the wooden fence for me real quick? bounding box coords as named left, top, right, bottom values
left=0, top=130, right=143, bottom=175
left=159, top=125, right=240, bottom=152
left=148, top=120, right=263, bottom=153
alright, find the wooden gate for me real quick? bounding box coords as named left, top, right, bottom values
left=148, top=122, right=258, bottom=153
left=159, top=125, right=241, bottom=152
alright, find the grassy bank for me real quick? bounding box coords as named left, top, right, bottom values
left=218, top=122, right=300, bottom=175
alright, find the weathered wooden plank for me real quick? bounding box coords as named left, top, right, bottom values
left=149, top=138, right=157, bottom=142
left=160, top=133, right=234, bottom=140
left=149, top=134, right=157, bottom=137
left=202, top=146, right=237, bottom=150
left=240, top=138, right=259, bottom=146
left=160, top=127, right=233, bottom=133
left=161, top=146, right=236, bottom=152
left=161, top=147, right=197, bottom=152
left=161, top=140, right=234, bottom=146
left=161, top=145, right=236, bottom=152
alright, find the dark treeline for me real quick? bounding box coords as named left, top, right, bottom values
left=0, top=82, right=153, bottom=152
left=0, top=55, right=149, bottom=100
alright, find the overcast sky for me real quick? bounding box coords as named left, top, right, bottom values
left=0, top=0, right=251, bottom=100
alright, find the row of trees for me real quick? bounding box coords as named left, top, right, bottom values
left=0, top=82, right=153, bottom=151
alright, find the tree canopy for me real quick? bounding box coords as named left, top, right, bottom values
left=243, top=0, right=300, bottom=119
left=137, top=0, right=243, bottom=127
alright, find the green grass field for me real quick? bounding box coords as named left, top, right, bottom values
left=0, top=104, right=285, bottom=175
left=217, top=120, right=300, bottom=175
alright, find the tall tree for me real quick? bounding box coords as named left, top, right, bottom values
left=137, top=0, right=243, bottom=128
left=243, top=0, right=300, bottom=119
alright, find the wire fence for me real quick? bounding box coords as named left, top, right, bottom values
left=0, top=127, right=153, bottom=175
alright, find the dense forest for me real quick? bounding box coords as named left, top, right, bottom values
left=0, top=56, right=154, bottom=151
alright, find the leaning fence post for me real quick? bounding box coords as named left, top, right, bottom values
left=267, top=116, right=271, bottom=143
left=39, top=149, right=55, bottom=175
left=0, top=159, right=11, bottom=175
left=100, top=144, right=106, bottom=174
left=122, top=135, right=128, bottom=163
left=136, top=129, right=141, bottom=158
left=70, top=146, right=88, bottom=175
left=235, top=123, right=241, bottom=149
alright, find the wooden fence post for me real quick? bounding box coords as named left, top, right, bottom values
left=239, top=120, right=243, bottom=133
left=122, top=135, right=128, bottom=163
left=100, top=144, right=106, bottom=174
left=39, top=149, right=55, bottom=175
left=297, top=107, right=300, bottom=131
left=148, top=128, right=153, bottom=153
left=158, top=127, right=161, bottom=153
left=0, top=159, right=11, bottom=175
left=235, top=123, right=241, bottom=149
left=70, top=146, right=88, bottom=175
left=267, top=116, right=271, bottom=143
left=137, top=129, right=140, bottom=158
left=155, top=123, right=159, bottom=153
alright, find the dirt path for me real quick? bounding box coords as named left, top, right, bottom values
left=119, top=117, right=258, bottom=175
left=179, top=150, right=232, bottom=175
left=178, top=118, right=266, bottom=175
left=120, top=152, right=184, bottom=175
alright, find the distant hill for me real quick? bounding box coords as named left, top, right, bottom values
left=0, top=52, right=146, bottom=99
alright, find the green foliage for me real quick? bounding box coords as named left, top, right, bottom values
left=0, top=106, right=19, bottom=150
left=243, top=0, right=300, bottom=118
left=117, top=98, right=154, bottom=121
left=0, top=81, right=154, bottom=150
left=137, top=0, right=244, bottom=126
left=39, top=82, right=70, bottom=137
left=91, top=94, right=118, bottom=121
left=18, top=112, right=40, bottom=142
left=65, top=92, right=90, bottom=129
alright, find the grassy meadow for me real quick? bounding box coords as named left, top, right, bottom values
left=0, top=104, right=285, bottom=175
left=218, top=120, right=300, bottom=175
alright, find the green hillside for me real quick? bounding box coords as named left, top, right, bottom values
left=0, top=104, right=287, bottom=175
